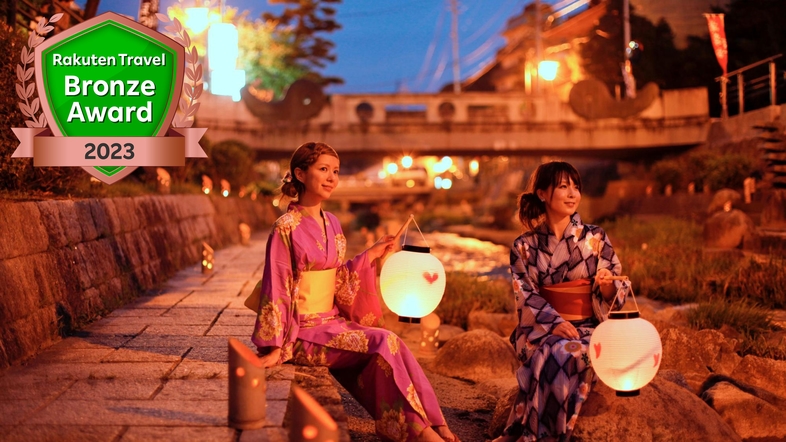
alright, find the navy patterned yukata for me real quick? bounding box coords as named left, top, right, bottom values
left=502, top=213, right=629, bottom=441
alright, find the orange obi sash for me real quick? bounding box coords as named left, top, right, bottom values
left=539, top=279, right=593, bottom=321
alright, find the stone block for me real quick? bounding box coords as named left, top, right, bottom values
left=26, top=399, right=227, bottom=426
left=239, top=427, right=287, bottom=442
left=0, top=202, right=48, bottom=260
left=168, top=361, right=227, bottom=380
left=101, top=347, right=187, bottom=363
left=59, top=379, right=162, bottom=400
left=0, top=424, right=124, bottom=442
left=154, top=379, right=227, bottom=401
left=35, top=200, right=68, bottom=249
left=111, top=197, right=141, bottom=233
left=121, top=426, right=235, bottom=442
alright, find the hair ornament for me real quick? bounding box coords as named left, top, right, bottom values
left=282, top=171, right=293, bottom=184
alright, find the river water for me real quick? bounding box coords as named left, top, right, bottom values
left=420, top=232, right=510, bottom=278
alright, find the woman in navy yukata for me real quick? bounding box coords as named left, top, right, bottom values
left=252, top=142, right=460, bottom=442
left=495, top=161, right=629, bottom=442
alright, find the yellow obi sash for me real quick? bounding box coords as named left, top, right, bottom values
left=296, top=268, right=337, bottom=315
left=539, top=279, right=593, bottom=321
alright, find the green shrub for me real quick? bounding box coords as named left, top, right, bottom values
left=686, top=300, right=786, bottom=360
left=650, top=160, right=683, bottom=193
left=435, top=272, right=513, bottom=329
left=704, top=154, right=757, bottom=191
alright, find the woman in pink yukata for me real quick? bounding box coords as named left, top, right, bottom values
left=494, top=161, right=629, bottom=442
left=252, top=141, right=460, bottom=442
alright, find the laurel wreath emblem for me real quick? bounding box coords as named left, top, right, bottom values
left=157, top=13, right=202, bottom=128
left=16, top=13, right=62, bottom=128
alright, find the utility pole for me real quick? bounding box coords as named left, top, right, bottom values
left=450, top=0, right=461, bottom=94
left=534, top=0, right=542, bottom=94
left=623, top=0, right=636, bottom=98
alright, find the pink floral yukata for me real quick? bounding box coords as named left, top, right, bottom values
left=502, top=213, right=629, bottom=441
left=251, top=202, right=446, bottom=442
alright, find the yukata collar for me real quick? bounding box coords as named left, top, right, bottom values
left=288, top=201, right=324, bottom=219
left=535, top=212, right=584, bottom=241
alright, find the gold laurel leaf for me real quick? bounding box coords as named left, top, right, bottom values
left=27, top=32, right=35, bottom=47
left=25, top=120, right=35, bottom=128
left=40, top=113, right=47, bottom=128
left=15, top=84, right=24, bottom=100
left=195, top=64, right=203, bottom=81
left=26, top=51, right=34, bottom=64
left=173, top=18, right=183, bottom=33
left=193, top=83, right=203, bottom=99
left=179, top=98, right=188, bottom=113
left=156, top=13, right=170, bottom=23
left=26, top=83, right=34, bottom=98
left=30, top=98, right=39, bottom=114
left=173, top=37, right=186, bottom=48
left=41, top=25, right=54, bottom=34
left=164, top=25, right=177, bottom=34
left=49, top=13, right=64, bottom=23
left=35, top=18, right=46, bottom=33
left=32, top=35, right=45, bottom=47
left=183, top=31, right=191, bottom=49
left=191, top=47, right=198, bottom=62
left=183, top=84, right=193, bottom=99
left=185, top=66, right=195, bottom=82
left=21, top=47, right=29, bottom=63
left=16, top=64, right=24, bottom=82
left=24, top=68, right=33, bottom=81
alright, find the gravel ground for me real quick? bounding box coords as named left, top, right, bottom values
left=338, top=355, right=500, bottom=442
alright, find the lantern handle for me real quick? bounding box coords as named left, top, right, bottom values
left=604, top=275, right=639, bottom=313
left=398, top=214, right=430, bottom=249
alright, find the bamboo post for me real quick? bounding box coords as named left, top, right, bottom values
left=771, top=61, right=778, bottom=106
left=289, top=386, right=339, bottom=442
left=738, top=73, right=745, bottom=114
left=721, top=76, right=729, bottom=119
left=228, top=338, right=266, bottom=430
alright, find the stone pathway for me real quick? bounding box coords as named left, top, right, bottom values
left=0, top=233, right=293, bottom=442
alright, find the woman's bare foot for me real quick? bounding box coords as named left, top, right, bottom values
left=434, top=425, right=460, bottom=442
left=415, top=426, right=445, bottom=442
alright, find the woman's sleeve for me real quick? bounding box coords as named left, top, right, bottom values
left=591, top=227, right=629, bottom=320
left=334, top=234, right=384, bottom=327
left=251, top=226, right=299, bottom=364
left=510, top=238, right=564, bottom=360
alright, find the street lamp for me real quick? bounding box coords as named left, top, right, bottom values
left=184, top=0, right=246, bottom=101
left=538, top=60, right=559, bottom=82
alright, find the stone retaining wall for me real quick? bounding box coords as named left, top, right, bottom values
left=0, top=195, right=276, bottom=368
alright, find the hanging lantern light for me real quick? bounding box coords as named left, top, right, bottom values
left=380, top=216, right=446, bottom=323
left=590, top=309, right=662, bottom=396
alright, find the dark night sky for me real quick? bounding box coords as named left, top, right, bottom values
left=77, top=0, right=720, bottom=94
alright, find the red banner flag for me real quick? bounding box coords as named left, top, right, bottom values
left=705, top=13, right=728, bottom=75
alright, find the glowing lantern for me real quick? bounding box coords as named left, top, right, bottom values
left=202, top=242, right=214, bottom=273
left=380, top=244, right=446, bottom=323
left=538, top=60, right=559, bottom=81
left=227, top=338, right=266, bottom=429
left=589, top=311, right=662, bottom=396
left=289, top=385, right=339, bottom=442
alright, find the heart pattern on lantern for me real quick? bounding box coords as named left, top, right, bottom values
left=653, top=353, right=660, bottom=367
left=593, top=343, right=601, bottom=359
left=423, top=272, right=439, bottom=284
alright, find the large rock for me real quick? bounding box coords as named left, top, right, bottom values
left=729, top=354, right=786, bottom=399
left=488, top=376, right=741, bottom=441
left=467, top=311, right=517, bottom=337
left=572, top=376, right=741, bottom=441
left=702, top=209, right=758, bottom=250
left=430, top=329, right=518, bottom=383
left=708, top=189, right=743, bottom=214
left=659, top=327, right=741, bottom=393
left=700, top=376, right=786, bottom=441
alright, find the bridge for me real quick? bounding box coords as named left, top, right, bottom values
left=195, top=86, right=710, bottom=159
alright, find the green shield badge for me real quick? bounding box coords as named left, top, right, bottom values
left=34, top=12, right=184, bottom=184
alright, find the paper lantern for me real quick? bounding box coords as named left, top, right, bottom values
left=419, top=312, right=441, bottom=357
left=227, top=338, right=266, bottom=429
left=380, top=245, right=446, bottom=323
left=289, top=385, right=339, bottom=442
left=589, top=311, right=662, bottom=396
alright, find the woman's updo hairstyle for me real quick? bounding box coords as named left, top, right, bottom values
left=517, top=161, right=582, bottom=231
left=280, top=142, right=339, bottom=199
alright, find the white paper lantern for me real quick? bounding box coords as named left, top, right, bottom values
left=589, top=311, right=662, bottom=396
left=380, top=245, right=446, bottom=323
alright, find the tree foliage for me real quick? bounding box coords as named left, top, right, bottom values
left=262, top=0, right=343, bottom=86
left=165, top=5, right=306, bottom=98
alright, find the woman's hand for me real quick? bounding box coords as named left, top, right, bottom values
left=595, top=268, right=617, bottom=302
left=258, top=347, right=282, bottom=367
left=552, top=321, right=580, bottom=340
left=366, top=234, right=398, bottom=262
